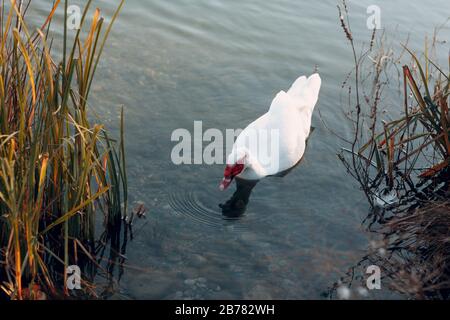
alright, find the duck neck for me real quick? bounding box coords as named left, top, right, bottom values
left=247, top=154, right=268, bottom=178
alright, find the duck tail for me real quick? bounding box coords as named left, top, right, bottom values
left=288, top=73, right=321, bottom=113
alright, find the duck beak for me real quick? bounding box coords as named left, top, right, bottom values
left=219, top=177, right=232, bottom=191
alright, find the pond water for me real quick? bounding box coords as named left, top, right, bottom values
left=31, top=0, right=449, bottom=299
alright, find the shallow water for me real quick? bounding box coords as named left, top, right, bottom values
left=31, top=0, right=449, bottom=299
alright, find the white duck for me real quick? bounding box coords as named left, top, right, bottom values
left=220, top=73, right=321, bottom=190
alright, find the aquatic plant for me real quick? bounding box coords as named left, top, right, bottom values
left=337, top=2, right=449, bottom=207
left=0, top=0, right=128, bottom=299
left=332, top=0, right=449, bottom=299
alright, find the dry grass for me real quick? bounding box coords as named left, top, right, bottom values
left=0, top=0, right=128, bottom=299
left=331, top=0, right=450, bottom=299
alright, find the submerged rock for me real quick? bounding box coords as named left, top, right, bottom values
left=244, top=284, right=273, bottom=300
left=197, top=277, right=207, bottom=284
left=184, top=279, right=196, bottom=286
left=336, top=285, right=351, bottom=300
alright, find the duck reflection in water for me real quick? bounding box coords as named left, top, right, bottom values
left=219, top=178, right=259, bottom=218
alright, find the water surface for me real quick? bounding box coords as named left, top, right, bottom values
left=32, top=0, right=450, bottom=299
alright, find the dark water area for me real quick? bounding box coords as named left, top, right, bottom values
left=28, top=0, right=450, bottom=299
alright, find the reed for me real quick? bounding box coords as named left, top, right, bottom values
left=0, top=0, right=127, bottom=299
left=331, top=1, right=450, bottom=299
left=337, top=1, right=449, bottom=207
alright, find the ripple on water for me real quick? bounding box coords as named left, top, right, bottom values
left=168, top=188, right=273, bottom=234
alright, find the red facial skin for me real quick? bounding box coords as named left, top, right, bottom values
left=219, top=163, right=244, bottom=190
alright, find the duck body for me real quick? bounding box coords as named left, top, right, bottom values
left=222, top=73, right=321, bottom=185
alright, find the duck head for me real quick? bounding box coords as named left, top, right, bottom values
left=219, top=150, right=247, bottom=191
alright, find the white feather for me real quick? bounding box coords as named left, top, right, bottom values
left=227, top=73, right=321, bottom=180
